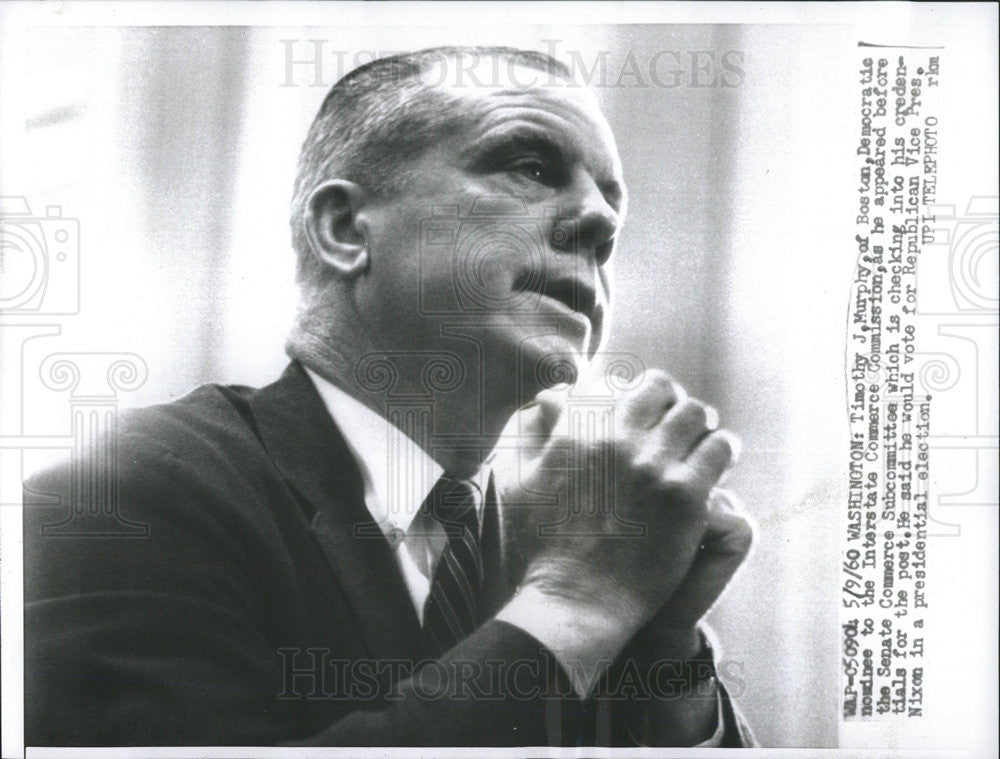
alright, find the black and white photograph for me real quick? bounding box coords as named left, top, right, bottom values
left=1, top=2, right=996, bottom=756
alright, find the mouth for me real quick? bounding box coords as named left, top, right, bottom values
left=513, top=270, right=598, bottom=325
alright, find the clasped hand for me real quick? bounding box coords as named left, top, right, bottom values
left=498, top=369, right=754, bottom=659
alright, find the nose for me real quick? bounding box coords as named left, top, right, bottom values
left=550, top=172, right=619, bottom=266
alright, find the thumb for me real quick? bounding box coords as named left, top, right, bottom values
left=654, top=489, right=755, bottom=629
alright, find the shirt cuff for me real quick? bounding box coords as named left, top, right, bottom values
left=617, top=680, right=725, bottom=747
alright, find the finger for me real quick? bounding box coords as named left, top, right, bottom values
left=706, top=487, right=743, bottom=517
left=621, top=370, right=685, bottom=428
left=653, top=499, right=755, bottom=628
left=517, top=389, right=564, bottom=440
left=656, top=399, right=717, bottom=461
left=685, top=429, right=741, bottom=488
left=701, top=490, right=754, bottom=555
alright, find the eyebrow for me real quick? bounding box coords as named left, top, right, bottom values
left=461, top=126, right=565, bottom=168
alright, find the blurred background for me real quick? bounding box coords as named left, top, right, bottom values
left=8, top=23, right=867, bottom=747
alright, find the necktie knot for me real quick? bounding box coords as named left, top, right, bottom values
left=424, top=476, right=480, bottom=538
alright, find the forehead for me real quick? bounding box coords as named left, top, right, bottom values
left=419, top=57, right=624, bottom=180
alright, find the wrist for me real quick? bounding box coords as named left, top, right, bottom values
left=495, top=584, right=640, bottom=697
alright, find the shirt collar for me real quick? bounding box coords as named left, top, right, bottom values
left=305, top=367, right=443, bottom=534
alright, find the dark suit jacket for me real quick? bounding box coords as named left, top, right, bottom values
left=24, top=361, right=753, bottom=747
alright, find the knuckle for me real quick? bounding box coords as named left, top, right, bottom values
left=643, top=368, right=670, bottom=387
left=659, top=464, right=707, bottom=507
left=629, top=455, right=664, bottom=486
left=678, top=398, right=708, bottom=428
left=703, top=404, right=719, bottom=431
left=722, top=430, right=742, bottom=462
left=710, top=487, right=740, bottom=512
left=669, top=382, right=687, bottom=406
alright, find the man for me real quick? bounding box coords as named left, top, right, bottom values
left=24, top=46, right=755, bottom=747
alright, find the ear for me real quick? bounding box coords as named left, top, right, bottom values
left=303, top=180, right=370, bottom=279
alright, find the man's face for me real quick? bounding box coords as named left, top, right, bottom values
left=354, top=61, right=626, bottom=401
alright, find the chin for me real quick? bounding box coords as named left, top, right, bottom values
left=479, top=317, right=588, bottom=401
left=516, top=333, right=586, bottom=395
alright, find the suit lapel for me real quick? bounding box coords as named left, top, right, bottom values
left=247, top=361, right=426, bottom=662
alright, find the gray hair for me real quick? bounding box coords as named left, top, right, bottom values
left=289, top=46, right=572, bottom=289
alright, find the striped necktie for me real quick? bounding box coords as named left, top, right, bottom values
left=421, top=476, right=483, bottom=656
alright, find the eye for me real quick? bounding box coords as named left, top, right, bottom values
left=509, top=156, right=556, bottom=185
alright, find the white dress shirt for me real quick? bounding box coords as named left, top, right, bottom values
left=305, top=368, right=488, bottom=622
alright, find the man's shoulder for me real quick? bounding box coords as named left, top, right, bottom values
left=23, top=368, right=314, bottom=507
left=120, top=380, right=262, bottom=455
left=21, top=360, right=363, bottom=549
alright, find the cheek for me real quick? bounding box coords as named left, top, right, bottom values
left=457, top=220, right=546, bottom=298
left=417, top=224, right=531, bottom=315
left=455, top=247, right=535, bottom=316
left=415, top=252, right=518, bottom=319
left=462, top=252, right=520, bottom=291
